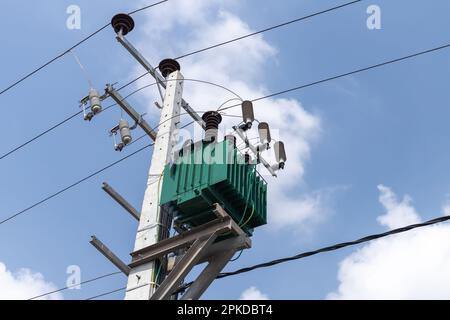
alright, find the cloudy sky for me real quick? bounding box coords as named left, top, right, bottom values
left=1, top=0, right=450, bottom=299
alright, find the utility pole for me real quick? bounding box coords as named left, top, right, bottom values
left=87, top=13, right=286, bottom=301
left=125, top=66, right=183, bottom=299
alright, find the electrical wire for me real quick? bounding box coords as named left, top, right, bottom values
left=86, top=287, right=127, bottom=300
left=123, top=78, right=243, bottom=102
left=0, top=0, right=168, bottom=98
left=70, top=50, right=93, bottom=89
left=113, top=0, right=365, bottom=92
left=0, top=78, right=239, bottom=161
left=127, top=0, right=168, bottom=15
left=1, top=0, right=360, bottom=158
left=174, top=213, right=450, bottom=294
left=173, top=0, right=362, bottom=61
left=217, top=98, right=244, bottom=111
left=27, top=271, right=122, bottom=300
left=0, top=114, right=203, bottom=226
left=4, top=1, right=433, bottom=161
left=0, top=143, right=155, bottom=226
left=229, top=249, right=244, bottom=262
left=219, top=42, right=450, bottom=111
left=36, top=212, right=450, bottom=300
left=220, top=214, right=450, bottom=278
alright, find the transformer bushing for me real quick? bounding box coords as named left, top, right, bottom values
left=202, top=111, right=222, bottom=143
left=225, top=135, right=237, bottom=148
left=244, top=153, right=251, bottom=165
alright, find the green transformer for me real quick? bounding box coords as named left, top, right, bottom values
left=160, top=139, right=268, bottom=236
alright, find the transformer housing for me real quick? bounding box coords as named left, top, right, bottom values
left=160, top=140, right=267, bottom=236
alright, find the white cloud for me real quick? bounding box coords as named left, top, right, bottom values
left=133, top=0, right=325, bottom=231
left=0, top=262, right=62, bottom=300
left=444, top=205, right=450, bottom=216
left=376, top=184, right=421, bottom=229
left=329, top=185, right=450, bottom=300
left=240, top=287, right=269, bottom=300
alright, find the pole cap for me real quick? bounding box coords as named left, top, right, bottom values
left=111, top=14, right=135, bottom=35
left=159, top=59, right=181, bottom=77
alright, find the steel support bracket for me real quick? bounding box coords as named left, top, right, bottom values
left=106, top=85, right=158, bottom=140
left=128, top=204, right=251, bottom=300
left=116, top=34, right=206, bottom=130
left=102, top=182, right=140, bottom=221
left=90, top=236, right=131, bottom=276
left=234, top=126, right=277, bottom=177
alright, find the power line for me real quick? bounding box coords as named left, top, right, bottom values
left=123, top=0, right=363, bottom=90
left=0, top=78, right=240, bottom=161
left=0, top=143, right=154, bottom=226
left=62, top=213, right=450, bottom=299
left=28, top=271, right=122, bottom=300
left=174, top=0, right=362, bottom=60
left=220, top=215, right=450, bottom=277
left=174, top=214, right=450, bottom=293
left=4, top=37, right=450, bottom=221
left=0, top=1, right=362, bottom=159
left=0, top=0, right=168, bottom=98
left=0, top=117, right=201, bottom=226
left=219, top=42, right=450, bottom=111
left=86, top=287, right=127, bottom=300
left=0, top=110, right=82, bottom=161
left=127, top=0, right=168, bottom=15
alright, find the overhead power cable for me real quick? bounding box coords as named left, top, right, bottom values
left=64, top=213, right=450, bottom=299
left=120, top=0, right=364, bottom=90
left=0, top=117, right=201, bottom=226
left=0, top=1, right=362, bottom=159
left=174, top=0, right=362, bottom=61
left=2, top=39, right=450, bottom=220
left=0, top=0, right=168, bottom=97
left=0, top=143, right=154, bottom=226
left=28, top=271, right=122, bottom=300
left=0, top=78, right=240, bottom=161
left=86, top=287, right=127, bottom=300
left=173, top=214, right=450, bottom=293
left=0, top=0, right=360, bottom=98
left=219, top=42, right=450, bottom=111
left=5, top=38, right=449, bottom=161
left=3, top=38, right=450, bottom=220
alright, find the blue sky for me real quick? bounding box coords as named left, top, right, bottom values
left=2, top=0, right=450, bottom=300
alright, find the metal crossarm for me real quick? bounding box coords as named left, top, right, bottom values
left=127, top=204, right=251, bottom=300
left=116, top=33, right=206, bottom=130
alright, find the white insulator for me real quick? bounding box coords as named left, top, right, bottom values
left=119, top=119, right=132, bottom=145
left=258, top=122, right=271, bottom=145
left=89, top=88, right=102, bottom=115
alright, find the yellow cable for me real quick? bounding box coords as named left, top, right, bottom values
left=240, top=205, right=255, bottom=229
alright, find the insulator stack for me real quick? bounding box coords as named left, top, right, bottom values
left=258, top=122, right=271, bottom=145
left=119, top=119, right=132, bottom=145
left=241, top=101, right=255, bottom=131
left=225, top=135, right=237, bottom=148
left=245, top=153, right=251, bottom=165
left=89, top=88, right=102, bottom=115
left=202, top=111, right=222, bottom=143
left=274, top=141, right=287, bottom=169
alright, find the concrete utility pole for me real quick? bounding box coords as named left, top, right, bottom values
left=125, top=69, right=183, bottom=300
